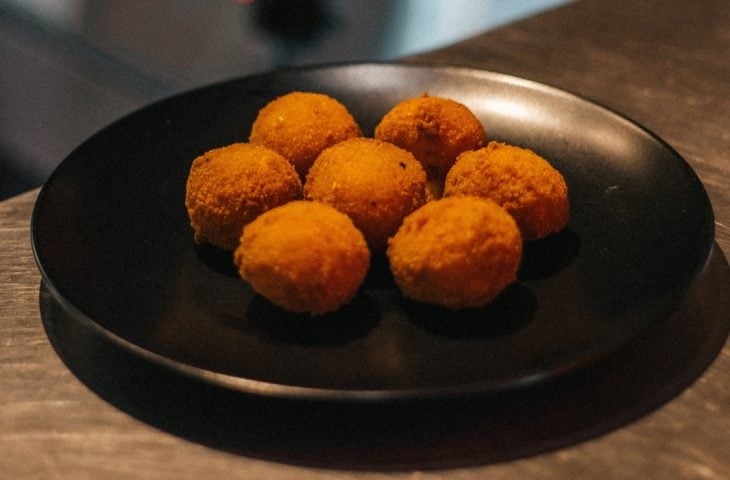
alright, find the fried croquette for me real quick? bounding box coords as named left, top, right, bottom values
left=185, top=143, right=301, bottom=251
left=249, top=91, right=362, bottom=177
left=387, top=196, right=522, bottom=310
left=304, top=137, right=427, bottom=251
left=374, top=93, right=487, bottom=172
left=235, top=201, right=370, bottom=315
left=444, top=141, right=569, bottom=241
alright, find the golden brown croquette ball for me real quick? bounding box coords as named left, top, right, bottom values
left=249, top=91, right=362, bottom=177
left=304, top=137, right=427, bottom=251
left=444, top=141, right=569, bottom=241
left=374, top=93, right=487, bottom=172
left=185, top=142, right=301, bottom=251
left=387, top=196, right=522, bottom=310
left=235, top=201, right=370, bottom=316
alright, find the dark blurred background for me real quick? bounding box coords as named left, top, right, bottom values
left=0, top=0, right=569, bottom=200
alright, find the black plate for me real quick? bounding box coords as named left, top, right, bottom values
left=31, top=63, right=715, bottom=401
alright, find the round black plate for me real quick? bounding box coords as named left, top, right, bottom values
left=31, top=63, right=715, bottom=401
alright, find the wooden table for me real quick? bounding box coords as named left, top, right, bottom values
left=2, top=0, right=728, bottom=478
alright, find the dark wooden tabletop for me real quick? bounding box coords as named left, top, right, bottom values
left=2, top=0, right=728, bottom=478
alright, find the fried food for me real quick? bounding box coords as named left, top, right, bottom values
left=187, top=90, right=573, bottom=316
left=304, top=137, right=427, bottom=251
left=444, top=141, right=569, bottom=241
left=387, top=196, right=522, bottom=310
left=235, top=201, right=370, bottom=315
left=249, top=91, right=362, bottom=177
left=185, top=142, right=301, bottom=250
left=374, top=93, right=487, bottom=172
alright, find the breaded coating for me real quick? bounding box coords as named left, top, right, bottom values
left=185, top=142, right=301, bottom=251
left=304, top=138, right=427, bottom=251
left=444, top=141, right=569, bottom=241
left=387, top=196, right=522, bottom=310
left=249, top=91, right=362, bottom=177
left=235, top=201, right=370, bottom=316
left=374, top=93, right=487, bottom=171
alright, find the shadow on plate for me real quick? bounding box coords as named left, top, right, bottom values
left=360, top=252, right=396, bottom=291
left=193, top=242, right=239, bottom=278
left=518, top=228, right=581, bottom=280
left=401, top=283, right=536, bottom=339
left=240, top=293, right=381, bottom=347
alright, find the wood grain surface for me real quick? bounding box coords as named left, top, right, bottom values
left=2, top=0, right=729, bottom=478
